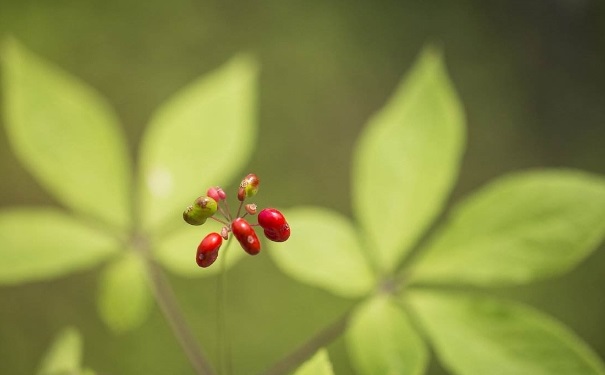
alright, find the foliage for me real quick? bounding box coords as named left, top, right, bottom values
left=2, top=37, right=605, bottom=374
left=37, top=327, right=95, bottom=375
left=267, top=48, right=605, bottom=374
left=0, top=37, right=258, bottom=333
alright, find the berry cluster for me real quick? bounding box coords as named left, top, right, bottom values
left=183, top=173, right=290, bottom=268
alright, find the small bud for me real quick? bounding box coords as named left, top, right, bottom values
left=237, top=173, right=260, bottom=201
left=245, top=203, right=257, bottom=215
left=207, top=186, right=227, bottom=202
left=220, top=226, right=229, bottom=240
left=231, top=217, right=261, bottom=255
left=216, top=187, right=227, bottom=200
left=206, top=187, right=220, bottom=202
left=196, top=232, right=223, bottom=268
left=183, top=196, right=218, bottom=225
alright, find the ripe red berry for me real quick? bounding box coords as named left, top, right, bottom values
left=196, top=232, right=223, bottom=267
left=258, top=208, right=290, bottom=242
left=231, top=217, right=261, bottom=255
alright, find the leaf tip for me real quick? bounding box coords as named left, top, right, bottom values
left=414, top=42, right=447, bottom=75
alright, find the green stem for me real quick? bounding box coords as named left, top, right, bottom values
left=259, top=310, right=352, bottom=375
left=145, top=256, right=216, bottom=375
left=217, top=239, right=234, bottom=375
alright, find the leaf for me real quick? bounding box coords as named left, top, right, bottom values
left=346, top=295, right=428, bottom=375
left=153, top=224, right=245, bottom=277
left=37, top=327, right=82, bottom=375
left=267, top=207, right=375, bottom=298
left=408, top=170, right=605, bottom=286
left=137, top=55, right=258, bottom=232
left=97, top=252, right=152, bottom=333
left=352, top=46, right=465, bottom=274
left=2, top=38, right=133, bottom=229
left=0, top=208, right=120, bottom=284
left=293, top=349, right=334, bottom=375
left=406, top=290, right=605, bottom=375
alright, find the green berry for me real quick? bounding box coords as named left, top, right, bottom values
left=183, top=196, right=218, bottom=225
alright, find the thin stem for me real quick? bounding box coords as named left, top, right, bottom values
left=217, top=239, right=234, bottom=375
left=210, top=216, right=230, bottom=226
left=259, top=310, right=353, bottom=375
left=236, top=200, right=244, bottom=218
left=222, top=199, right=234, bottom=222
left=145, top=257, right=216, bottom=375
left=217, top=202, right=231, bottom=223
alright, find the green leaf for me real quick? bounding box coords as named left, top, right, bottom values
left=408, top=170, right=605, bottom=286
left=153, top=224, right=245, bottom=277
left=97, top=252, right=152, bottom=333
left=268, top=207, right=375, bottom=298
left=137, top=55, right=258, bottom=232
left=0, top=208, right=120, bottom=284
left=346, top=295, right=428, bottom=375
left=2, top=38, right=133, bottom=229
left=293, top=349, right=334, bottom=375
left=37, top=327, right=82, bottom=375
left=352, top=46, right=465, bottom=274
left=406, top=290, right=605, bottom=375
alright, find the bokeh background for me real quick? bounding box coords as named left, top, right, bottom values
left=1, top=1, right=604, bottom=374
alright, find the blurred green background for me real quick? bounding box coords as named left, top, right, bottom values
left=1, top=1, right=604, bottom=374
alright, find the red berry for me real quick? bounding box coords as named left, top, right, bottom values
left=196, top=232, right=222, bottom=267
left=258, top=208, right=290, bottom=242
left=231, top=217, right=261, bottom=255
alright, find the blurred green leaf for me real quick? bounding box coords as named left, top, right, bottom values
left=293, top=349, right=334, bottom=375
left=97, top=252, right=152, bottom=333
left=137, top=55, right=258, bottom=232
left=346, top=295, right=427, bottom=375
left=406, top=290, right=605, bottom=375
left=351, top=46, right=465, bottom=274
left=0, top=208, right=120, bottom=284
left=153, top=225, right=245, bottom=277
left=268, top=207, right=375, bottom=298
left=37, top=327, right=82, bottom=375
left=409, top=170, right=605, bottom=286
left=2, top=38, right=133, bottom=229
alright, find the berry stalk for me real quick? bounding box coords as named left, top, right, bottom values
left=217, top=238, right=234, bottom=375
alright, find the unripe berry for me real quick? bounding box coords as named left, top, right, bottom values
left=237, top=173, right=260, bottom=201
left=183, top=196, right=218, bottom=225
left=231, top=217, right=261, bottom=255
left=258, top=208, right=290, bottom=242
left=196, top=232, right=222, bottom=267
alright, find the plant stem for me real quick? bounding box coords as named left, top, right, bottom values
left=259, top=310, right=352, bottom=375
left=145, top=258, right=215, bottom=375
left=217, top=239, right=234, bottom=375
